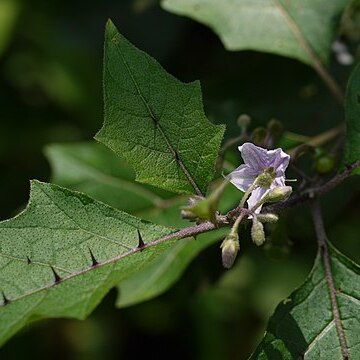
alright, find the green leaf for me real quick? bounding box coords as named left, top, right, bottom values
left=250, top=244, right=360, bottom=359
left=161, top=0, right=348, bottom=66
left=95, top=20, right=225, bottom=195
left=44, top=142, right=185, bottom=218
left=45, top=142, right=230, bottom=309
left=343, top=62, right=360, bottom=174
left=0, top=181, right=178, bottom=346
left=116, top=229, right=226, bottom=308
left=0, top=0, right=20, bottom=57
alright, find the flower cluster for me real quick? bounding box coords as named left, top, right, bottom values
left=221, top=142, right=292, bottom=268
left=226, top=142, right=290, bottom=212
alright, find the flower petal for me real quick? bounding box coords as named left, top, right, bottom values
left=272, top=176, right=286, bottom=188
left=272, top=148, right=290, bottom=175
left=238, top=143, right=268, bottom=171
left=225, top=164, right=257, bottom=192
left=247, top=186, right=269, bottom=213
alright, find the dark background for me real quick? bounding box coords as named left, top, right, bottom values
left=1, top=0, right=359, bottom=359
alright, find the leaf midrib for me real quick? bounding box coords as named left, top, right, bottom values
left=110, top=33, right=204, bottom=196
left=0, top=222, right=176, bottom=308
left=271, top=0, right=319, bottom=65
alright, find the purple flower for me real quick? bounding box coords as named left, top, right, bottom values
left=226, top=143, right=290, bottom=212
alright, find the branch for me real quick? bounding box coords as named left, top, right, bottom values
left=1, top=221, right=220, bottom=307
left=310, top=200, right=349, bottom=360
left=287, top=125, right=345, bottom=158
left=6, top=160, right=357, bottom=307
left=262, top=159, right=360, bottom=214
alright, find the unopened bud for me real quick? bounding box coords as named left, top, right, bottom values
left=267, top=118, right=283, bottom=137
left=252, top=127, right=267, bottom=146
left=181, top=195, right=206, bottom=221
left=181, top=209, right=198, bottom=221
left=316, top=155, right=335, bottom=174
left=181, top=182, right=227, bottom=224
left=237, top=114, right=251, bottom=132
left=257, top=213, right=279, bottom=223
left=251, top=217, right=265, bottom=246
left=220, top=233, right=240, bottom=269
left=265, top=186, right=292, bottom=203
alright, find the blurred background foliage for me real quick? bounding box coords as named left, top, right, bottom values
left=1, top=0, right=360, bottom=358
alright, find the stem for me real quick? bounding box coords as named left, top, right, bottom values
left=288, top=125, right=345, bottom=158
left=310, top=200, right=349, bottom=360
left=232, top=211, right=246, bottom=230
left=262, top=159, right=360, bottom=214
left=250, top=195, right=268, bottom=213
left=239, top=182, right=257, bottom=208
left=220, top=135, right=246, bottom=155
left=5, top=161, right=358, bottom=307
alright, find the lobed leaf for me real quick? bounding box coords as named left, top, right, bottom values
left=162, top=0, right=348, bottom=66
left=343, top=62, right=360, bottom=174
left=250, top=244, right=360, bottom=359
left=0, top=181, right=179, bottom=346
left=96, top=20, right=225, bottom=195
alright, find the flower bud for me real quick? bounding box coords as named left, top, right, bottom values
left=316, top=155, right=335, bottom=174
left=181, top=181, right=227, bottom=223
left=251, top=217, right=265, bottom=246
left=180, top=209, right=198, bottom=221
left=267, top=118, right=283, bottom=137
left=181, top=195, right=207, bottom=221
left=265, top=186, right=292, bottom=203
left=251, top=127, right=267, bottom=146
left=220, top=233, right=240, bottom=269
left=237, top=114, right=251, bottom=132
left=257, top=213, right=279, bottom=223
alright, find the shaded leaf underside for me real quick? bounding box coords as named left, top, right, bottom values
left=162, top=0, right=348, bottom=66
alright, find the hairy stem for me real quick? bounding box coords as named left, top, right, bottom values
left=239, top=182, right=257, bottom=208
left=310, top=200, right=349, bottom=360
left=262, top=159, right=360, bottom=214
left=3, top=160, right=358, bottom=307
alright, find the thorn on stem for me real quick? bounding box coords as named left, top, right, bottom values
left=26, top=256, right=32, bottom=265
left=88, top=247, right=99, bottom=267
left=137, top=230, right=146, bottom=251
left=2, top=291, right=10, bottom=306
left=50, top=266, right=62, bottom=284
